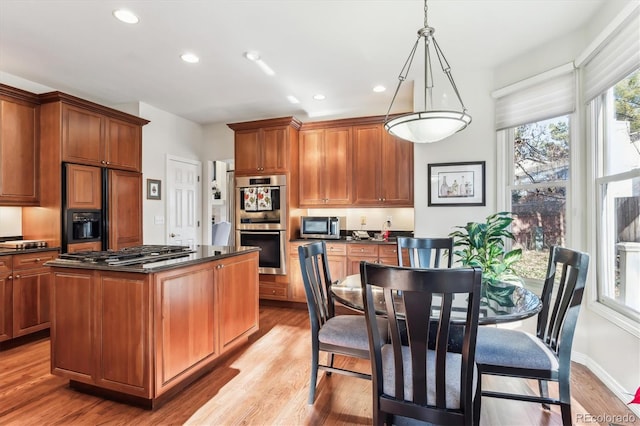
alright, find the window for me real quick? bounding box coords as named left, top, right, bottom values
left=503, top=117, right=570, bottom=282
left=594, top=69, right=640, bottom=321
left=493, top=64, right=576, bottom=285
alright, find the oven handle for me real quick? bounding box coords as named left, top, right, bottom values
left=239, top=230, right=282, bottom=235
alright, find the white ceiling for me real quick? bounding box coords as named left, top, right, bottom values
left=0, top=0, right=606, bottom=125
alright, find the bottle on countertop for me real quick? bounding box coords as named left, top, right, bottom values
left=382, top=219, right=391, bottom=241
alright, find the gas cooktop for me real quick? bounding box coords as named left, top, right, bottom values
left=58, top=245, right=195, bottom=266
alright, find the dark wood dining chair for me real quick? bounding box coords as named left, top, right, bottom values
left=360, top=261, right=482, bottom=426
left=474, top=246, right=590, bottom=426
left=396, top=236, right=454, bottom=268
left=298, top=241, right=388, bottom=404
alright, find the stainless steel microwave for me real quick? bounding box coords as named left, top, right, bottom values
left=300, top=216, right=345, bottom=239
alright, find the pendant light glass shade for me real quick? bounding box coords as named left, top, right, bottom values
left=384, top=0, right=471, bottom=143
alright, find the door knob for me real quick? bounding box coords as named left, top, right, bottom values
left=170, top=233, right=176, bottom=237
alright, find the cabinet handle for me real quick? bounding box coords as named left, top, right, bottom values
left=35, top=258, right=41, bottom=262
left=101, top=160, right=106, bottom=164
left=216, top=264, right=223, bottom=269
left=7, top=275, right=12, bottom=280
left=14, top=274, right=20, bottom=279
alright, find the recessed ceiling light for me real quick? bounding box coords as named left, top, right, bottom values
left=113, top=9, right=139, bottom=24
left=286, top=95, right=300, bottom=104
left=373, top=85, right=386, bottom=93
left=244, top=51, right=260, bottom=61
left=181, top=53, right=200, bottom=63
left=313, top=94, right=326, bottom=101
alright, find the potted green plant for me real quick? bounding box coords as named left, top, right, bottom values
left=449, top=212, right=523, bottom=305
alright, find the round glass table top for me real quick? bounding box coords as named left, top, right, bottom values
left=331, top=274, right=543, bottom=325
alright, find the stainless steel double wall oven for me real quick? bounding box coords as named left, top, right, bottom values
left=236, top=175, right=287, bottom=274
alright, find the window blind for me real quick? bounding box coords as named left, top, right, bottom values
left=494, top=68, right=576, bottom=130
left=582, top=11, right=640, bottom=102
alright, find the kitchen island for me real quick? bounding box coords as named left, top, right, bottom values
left=46, top=245, right=260, bottom=408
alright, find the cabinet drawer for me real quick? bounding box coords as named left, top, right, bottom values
left=325, top=242, right=346, bottom=256
left=0, top=257, right=12, bottom=275
left=259, top=283, right=288, bottom=300
left=347, top=244, right=378, bottom=257
left=378, top=244, right=399, bottom=258
left=13, top=251, right=58, bottom=270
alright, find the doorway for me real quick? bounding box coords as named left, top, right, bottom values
left=166, top=155, right=202, bottom=247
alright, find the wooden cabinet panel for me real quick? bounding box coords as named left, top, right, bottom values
left=108, top=169, right=142, bottom=250
left=381, top=132, right=414, bottom=205
left=0, top=92, right=39, bottom=205
left=261, top=127, right=288, bottom=173
left=217, top=252, right=259, bottom=351
left=352, top=123, right=414, bottom=206
left=97, top=274, right=149, bottom=392
left=234, top=131, right=261, bottom=174
left=229, top=117, right=300, bottom=176
left=106, top=118, right=142, bottom=171
left=0, top=257, right=13, bottom=342
left=65, top=163, right=102, bottom=210
left=289, top=241, right=348, bottom=303
left=12, top=266, right=51, bottom=337
left=299, top=127, right=352, bottom=206
left=378, top=244, right=400, bottom=266
left=157, top=267, right=216, bottom=390
left=51, top=270, right=94, bottom=379
left=67, top=241, right=102, bottom=253
left=62, top=104, right=104, bottom=167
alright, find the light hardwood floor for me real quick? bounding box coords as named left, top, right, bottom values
left=0, top=303, right=636, bottom=425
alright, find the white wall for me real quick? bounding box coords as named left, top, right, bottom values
left=413, top=67, right=496, bottom=238
left=202, top=123, right=235, bottom=162
left=139, top=102, right=204, bottom=245
left=0, top=207, right=22, bottom=237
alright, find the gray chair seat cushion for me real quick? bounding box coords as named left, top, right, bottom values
left=381, top=345, right=477, bottom=409
left=319, top=315, right=388, bottom=351
left=475, top=327, right=559, bottom=372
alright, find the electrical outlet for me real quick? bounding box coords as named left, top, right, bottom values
left=360, top=216, right=367, bottom=226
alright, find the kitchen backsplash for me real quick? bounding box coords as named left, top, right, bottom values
left=306, top=207, right=414, bottom=232
left=0, top=207, right=22, bottom=237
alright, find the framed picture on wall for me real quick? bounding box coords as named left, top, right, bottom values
left=428, top=161, right=486, bottom=206
left=147, top=179, right=161, bottom=200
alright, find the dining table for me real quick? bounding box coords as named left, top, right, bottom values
left=331, top=273, right=543, bottom=325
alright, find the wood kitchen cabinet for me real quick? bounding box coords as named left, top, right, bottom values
left=108, top=169, right=143, bottom=250
left=298, top=127, right=352, bottom=206
left=0, top=250, right=58, bottom=342
left=352, top=123, right=414, bottom=206
left=61, top=103, right=142, bottom=172
left=65, top=163, right=102, bottom=210
left=289, top=241, right=347, bottom=303
left=346, top=243, right=401, bottom=275
left=228, top=117, right=301, bottom=176
left=0, top=85, right=40, bottom=206
left=12, top=251, right=57, bottom=337
left=50, top=250, right=259, bottom=406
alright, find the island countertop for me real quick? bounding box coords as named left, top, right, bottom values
left=45, top=245, right=260, bottom=273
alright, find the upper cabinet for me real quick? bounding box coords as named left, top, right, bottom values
left=41, top=92, right=148, bottom=172
left=353, top=123, right=413, bottom=206
left=228, top=117, right=301, bottom=176
left=61, top=103, right=143, bottom=171
left=0, top=85, right=40, bottom=206
left=299, top=126, right=352, bottom=206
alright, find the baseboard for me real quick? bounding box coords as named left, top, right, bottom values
left=572, top=350, right=640, bottom=418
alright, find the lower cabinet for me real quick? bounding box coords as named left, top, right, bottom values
left=0, top=250, right=57, bottom=343
left=50, top=251, right=259, bottom=405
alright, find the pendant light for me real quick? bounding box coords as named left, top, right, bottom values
left=384, top=0, right=471, bottom=143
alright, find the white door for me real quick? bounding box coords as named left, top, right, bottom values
left=167, top=156, right=201, bottom=247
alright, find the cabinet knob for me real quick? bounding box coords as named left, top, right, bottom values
left=272, top=290, right=276, bottom=294
left=7, top=275, right=12, bottom=280
left=14, top=274, right=20, bottom=279
left=35, top=258, right=41, bottom=262
left=101, top=160, right=106, bottom=164
left=216, top=264, right=223, bottom=269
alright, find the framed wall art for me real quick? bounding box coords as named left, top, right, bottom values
left=147, top=179, right=161, bottom=200
left=428, top=161, right=485, bottom=206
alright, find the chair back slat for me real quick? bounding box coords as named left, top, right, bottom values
left=361, top=262, right=482, bottom=425
left=536, top=246, right=590, bottom=356
left=299, top=242, right=335, bottom=332
left=397, top=237, right=454, bottom=268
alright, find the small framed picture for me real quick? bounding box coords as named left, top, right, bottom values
left=428, top=161, right=486, bottom=206
left=147, top=179, right=161, bottom=200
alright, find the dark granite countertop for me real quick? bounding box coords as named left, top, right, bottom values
left=290, top=237, right=398, bottom=244
left=45, top=245, right=260, bottom=273
left=0, top=246, right=61, bottom=256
